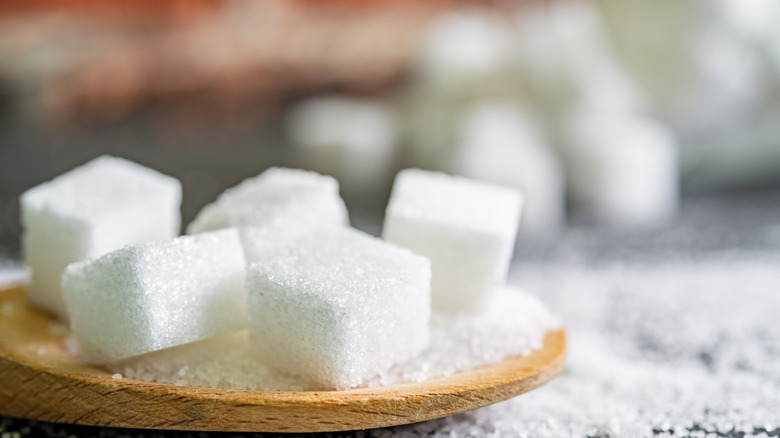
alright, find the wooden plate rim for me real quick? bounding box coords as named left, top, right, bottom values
left=0, top=285, right=566, bottom=433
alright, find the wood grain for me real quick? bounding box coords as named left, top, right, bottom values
left=0, top=285, right=566, bottom=433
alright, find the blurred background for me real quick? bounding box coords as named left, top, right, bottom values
left=2, top=0, right=780, bottom=254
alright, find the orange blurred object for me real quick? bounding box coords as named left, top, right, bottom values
left=0, top=0, right=447, bottom=128
left=0, top=0, right=220, bottom=24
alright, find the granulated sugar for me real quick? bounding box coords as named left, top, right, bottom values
left=385, top=255, right=780, bottom=438
left=106, top=331, right=307, bottom=391
left=107, top=288, right=559, bottom=391
left=367, top=288, right=560, bottom=387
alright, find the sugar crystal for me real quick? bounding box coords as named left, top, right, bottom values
left=246, top=227, right=431, bottom=390
left=20, top=155, right=181, bottom=319
left=62, top=229, right=246, bottom=363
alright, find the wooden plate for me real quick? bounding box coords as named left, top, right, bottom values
left=0, top=285, right=566, bottom=433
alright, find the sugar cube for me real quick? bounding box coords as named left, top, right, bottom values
left=239, top=225, right=319, bottom=264
left=20, top=155, right=181, bottom=319
left=246, top=227, right=430, bottom=390
left=382, top=169, right=522, bottom=314
left=453, top=103, right=565, bottom=232
left=186, top=167, right=349, bottom=234
left=419, top=9, right=514, bottom=82
left=562, top=109, right=679, bottom=227
left=285, top=96, right=397, bottom=200
left=62, top=229, right=247, bottom=363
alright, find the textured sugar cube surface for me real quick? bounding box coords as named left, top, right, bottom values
left=187, top=167, right=349, bottom=235
left=20, top=155, right=181, bottom=319
left=109, top=287, right=559, bottom=391
left=62, top=229, right=247, bottom=363
left=246, top=227, right=431, bottom=390
left=238, top=225, right=323, bottom=264
left=382, top=169, right=522, bottom=314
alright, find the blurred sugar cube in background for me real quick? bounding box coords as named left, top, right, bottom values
left=562, top=108, right=679, bottom=227
left=285, top=96, right=397, bottom=204
left=451, top=103, right=565, bottom=232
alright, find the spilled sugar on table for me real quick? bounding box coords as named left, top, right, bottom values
left=0, top=284, right=566, bottom=433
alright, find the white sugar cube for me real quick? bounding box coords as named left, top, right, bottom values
left=453, top=103, right=565, bottom=232
left=419, top=9, right=514, bottom=82
left=247, top=227, right=430, bottom=390
left=285, top=96, right=397, bottom=199
left=20, top=155, right=181, bottom=320
left=186, top=167, right=349, bottom=235
left=382, top=169, right=522, bottom=314
left=62, top=229, right=247, bottom=363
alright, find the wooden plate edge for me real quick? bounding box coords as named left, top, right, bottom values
left=0, top=285, right=567, bottom=433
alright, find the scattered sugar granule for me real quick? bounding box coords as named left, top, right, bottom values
left=107, top=288, right=558, bottom=391
left=368, top=287, right=560, bottom=387
left=111, top=373, right=123, bottom=380
left=285, top=96, right=397, bottom=196
left=456, top=256, right=780, bottom=438
left=109, top=331, right=306, bottom=391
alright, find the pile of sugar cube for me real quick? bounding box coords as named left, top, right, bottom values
left=20, top=155, right=558, bottom=390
